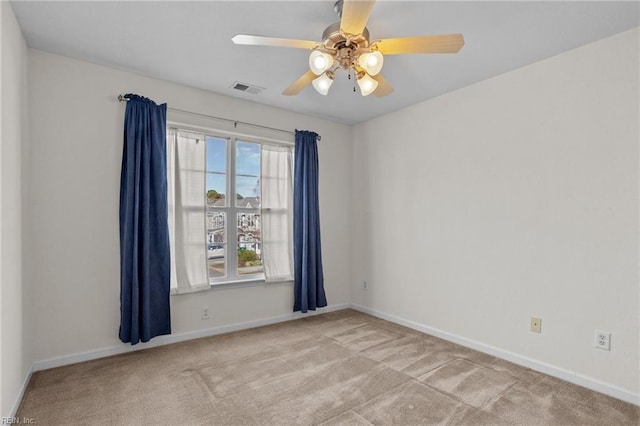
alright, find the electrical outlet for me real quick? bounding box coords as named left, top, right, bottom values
left=363, top=281, right=368, bottom=290
left=595, top=331, right=611, bottom=350
left=201, top=306, right=210, bottom=320
left=530, top=317, right=542, bottom=333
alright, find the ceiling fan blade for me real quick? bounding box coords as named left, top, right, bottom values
left=282, top=71, right=317, bottom=96
left=232, top=34, right=318, bottom=50
left=376, top=34, right=465, bottom=55
left=340, top=0, right=376, bottom=36
left=372, top=74, right=393, bottom=97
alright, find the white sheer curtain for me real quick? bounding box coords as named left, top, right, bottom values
left=261, top=144, right=294, bottom=282
left=167, top=129, right=210, bottom=294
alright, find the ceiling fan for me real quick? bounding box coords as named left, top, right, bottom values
left=232, top=0, right=464, bottom=97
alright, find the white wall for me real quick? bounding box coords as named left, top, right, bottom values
left=27, top=49, right=352, bottom=363
left=1, top=1, right=30, bottom=417
left=352, top=28, right=639, bottom=397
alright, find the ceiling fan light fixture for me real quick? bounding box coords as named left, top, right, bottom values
left=309, top=50, right=334, bottom=75
left=357, top=51, right=384, bottom=76
left=233, top=1, right=465, bottom=98
left=312, top=72, right=334, bottom=95
left=357, top=73, right=379, bottom=96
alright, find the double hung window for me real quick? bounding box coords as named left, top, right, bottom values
left=167, top=127, right=293, bottom=293
left=206, top=137, right=264, bottom=281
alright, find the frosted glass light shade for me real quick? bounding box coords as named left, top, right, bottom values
left=312, top=73, right=334, bottom=95
left=357, top=73, right=378, bottom=96
left=309, top=50, right=334, bottom=75
left=357, top=51, right=384, bottom=76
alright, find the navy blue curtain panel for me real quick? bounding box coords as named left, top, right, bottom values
left=119, top=94, right=171, bottom=344
left=293, top=130, right=328, bottom=313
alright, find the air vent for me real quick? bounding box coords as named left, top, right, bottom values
left=231, top=81, right=264, bottom=95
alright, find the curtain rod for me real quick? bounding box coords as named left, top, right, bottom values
left=117, top=94, right=320, bottom=141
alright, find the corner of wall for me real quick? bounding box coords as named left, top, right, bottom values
left=1, top=0, right=32, bottom=417
left=0, top=0, right=4, bottom=414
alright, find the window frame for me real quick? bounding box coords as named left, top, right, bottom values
left=169, top=122, right=293, bottom=287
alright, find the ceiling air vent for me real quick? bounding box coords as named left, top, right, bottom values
left=231, top=81, right=264, bottom=95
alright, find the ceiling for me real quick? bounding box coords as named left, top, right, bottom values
left=10, top=1, right=640, bottom=125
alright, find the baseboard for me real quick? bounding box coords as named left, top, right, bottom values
left=7, top=364, right=33, bottom=418
left=350, top=304, right=639, bottom=407
left=33, top=303, right=350, bottom=372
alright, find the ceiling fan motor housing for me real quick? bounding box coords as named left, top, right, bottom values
left=321, top=22, right=370, bottom=69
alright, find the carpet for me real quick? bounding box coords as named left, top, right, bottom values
left=17, top=309, right=640, bottom=425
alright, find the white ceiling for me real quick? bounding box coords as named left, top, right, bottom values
left=10, top=1, right=640, bottom=125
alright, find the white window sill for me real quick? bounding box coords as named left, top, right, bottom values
left=171, top=277, right=293, bottom=295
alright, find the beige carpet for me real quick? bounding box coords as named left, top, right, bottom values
left=17, top=309, right=639, bottom=425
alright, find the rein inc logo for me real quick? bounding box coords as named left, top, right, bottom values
left=1, top=418, right=35, bottom=424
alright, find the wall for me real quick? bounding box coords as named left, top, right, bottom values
left=352, top=28, right=639, bottom=399
left=27, top=50, right=352, bottom=363
left=1, top=1, right=30, bottom=417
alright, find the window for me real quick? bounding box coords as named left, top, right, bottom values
left=167, top=127, right=293, bottom=292
left=206, top=137, right=264, bottom=282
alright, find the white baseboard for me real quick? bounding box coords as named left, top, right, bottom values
left=8, top=364, right=33, bottom=418
left=350, top=304, right=640, bottom=407
left=33, top=303, right=350, bottom=372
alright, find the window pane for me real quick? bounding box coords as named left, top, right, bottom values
left=206, top=212, right=226, bottom=243
left=237, top=212, right=262, bottom=275
left=236, top=141, right=260, bottom=206
left=236, top=141, right=260, bottom=175
left=208, top=244, right=226, bottom=279
left=207, top=137, right=226, bottom=173
left=207, top=212, right=226, bottom=279
left=207, top=137, right=227, bottom=207
left=235, top=176, right=260, bottom=207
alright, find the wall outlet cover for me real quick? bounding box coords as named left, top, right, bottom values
left=530, top=317, right=542, bottom=333
left=595, top=331, right=611, bottom=350
left=201, top=306, right=210, bottom=320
